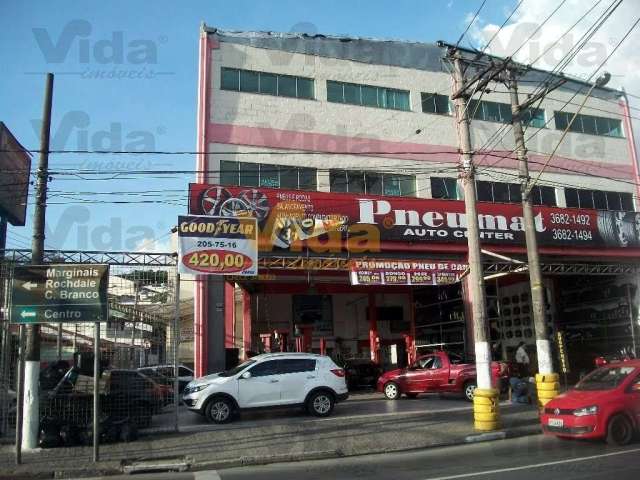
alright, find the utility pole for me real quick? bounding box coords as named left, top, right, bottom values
left=22, top=72, right=54, bottom=449
left=449, top=50, right=501, bottom=431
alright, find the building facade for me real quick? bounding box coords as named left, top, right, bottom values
left=190, top=25, right=640, bottom=379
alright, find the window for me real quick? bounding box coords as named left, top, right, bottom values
left=553, top=111, right=624, bottom=138
left=468, top=100, right=513, bottom=124
left=529, top=186, right=557, bottom=207
left=565, top=188, right=634, bottom=211
left=326, top=80, right=411, bottom=111
left=422, top=92, right=450, bottom=115
left=279, top=359, right=316, bottom=374
left=521, top=107, right=546, bottom=128
left=249, top=360, right=281, bottom=377
left=476, top=181, right=522, bottom=203
left=329, top=169, right=416, bottom=196
left=221, top=67, right=314, bottom=100
left=220, top=161, right=317, bottom=191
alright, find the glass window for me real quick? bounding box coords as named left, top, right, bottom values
left=594, top=190, right=608, bottom=210
left=483, top=101, right=502, bottom=122
left=278, top=75, right=297, bottom=97
left=279, top=166, right=298, bottom=189
left=607, top=119, right=623, bottom=138
left=347, top=170, right=366, bottom=194
left=365, top=172, right=383, bottom=195
left=298, top=167, right=317, bottom=191
left=329, top=170, right=348, bottom=193
left=621, top=193, right=634, bottom=211
left=393, top=90, right=411, bottom=111
left=565, top=188, right=579, bottom=208
left=259, top=72, right=277, bottom=95
left=523, top=108, right=546, bottom=128
left=178, top=367, right=192, bottom=377
left=581, top=115, right=598, bottom=135
left=221, top=67, right=239, bottom=91
left=259, top=164, right=280, bottom=188
left=422, top=93, right=450, bottom=115
left=509, top=183, right=522, bottom=203
left=499, top=103, right=512, bottom=123
left=362, top=85, right=378, bottom=107
left=578, top=189, right=594, bottom=209
left=606, top=191, right=622, bottom=211
left=343, top=83, right=360, bottom=104
left=554, top=111, right=570, bottom=131
left=279, top=359, right=316, bottom=374
left=476, top=181, right=493, bottom=202
left=396, top=174, right=416, bottom=197
left=296, top=77, right=314, bottom=99
left=493, top=182, right=510, bottom=203
left=431, top=177, right=458, bottom=200
left=539, top=186, right=556, bottom=206
left=249, top=360, right=281, bottom=377
left=240, top=69, right=259, bottom=93
left=239, top=162, right=259, bottom=187
left=220, top=160, right=239, bottom=186
left=326, top=81, right=343, bottom=103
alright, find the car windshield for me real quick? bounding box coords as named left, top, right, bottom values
left=218, top=360, right=256, bottom=377
left=574, top=366, right=636, bottom=391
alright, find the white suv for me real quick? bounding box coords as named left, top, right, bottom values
left=182, top=353, right=349, bottom=423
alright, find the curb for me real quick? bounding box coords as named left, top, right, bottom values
left=1, top=423, right=543, bottom=479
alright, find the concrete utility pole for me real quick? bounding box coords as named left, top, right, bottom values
left=506, top=68, right=554, bottom=372
left=450, top=52, right=500, bottom=431
left=23, top=72, right=54, bottom=449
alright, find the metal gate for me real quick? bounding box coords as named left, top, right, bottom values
left=0, top=249, right=182, bottom=450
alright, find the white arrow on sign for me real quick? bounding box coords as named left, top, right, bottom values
left=22, top=282, right=38, bottom=291
left=20, top=310, right=36, bottom=319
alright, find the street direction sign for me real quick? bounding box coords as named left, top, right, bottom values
left=10, top=264, right=109, bottom=324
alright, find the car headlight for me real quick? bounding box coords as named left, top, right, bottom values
left=185, top=384, right=209, bottom=394
left=573, top=405, right=598, bottom=416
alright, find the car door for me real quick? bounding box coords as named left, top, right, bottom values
left=278, top=358, right=317, bottom=404
left=237, top=359, right=283, bottom=408
left=626, top=372, right=640, bottom=426
left=424, top=355, right=449, bottom=389
left=403, top=357, right=434, bottom=392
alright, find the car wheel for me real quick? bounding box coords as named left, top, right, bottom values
left=606, top=414, right=633, bottom=446
left=205, top=397, right=234, bottom=424
left=384, top=382, right=400, bottom=400
left=464, top=381, right=477, bottom=402
left=307, top=391, right=335, bottom=417
left=405, top=393, right=419, bottom=399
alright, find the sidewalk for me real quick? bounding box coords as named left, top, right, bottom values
left=0, top=403, right=541, bottom=479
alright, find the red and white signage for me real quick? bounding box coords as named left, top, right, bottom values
left=349, top=259, right=468, bottom=286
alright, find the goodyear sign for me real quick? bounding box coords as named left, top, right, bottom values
left=178, top=215, right=258, bottom=276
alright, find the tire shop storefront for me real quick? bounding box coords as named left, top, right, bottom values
left=188, top=183, right=640, bottom=379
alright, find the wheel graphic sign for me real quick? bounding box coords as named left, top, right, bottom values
left=178, top=215, right=258, bottom=276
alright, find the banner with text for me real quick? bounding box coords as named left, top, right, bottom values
left=349, top=259, right=468, bottom=286
left=178, top=214, right=258, bottom=276
left=189, top=183, right=640, bottom=254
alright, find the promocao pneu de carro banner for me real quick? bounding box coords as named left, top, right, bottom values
left=189, top=183, right=640, bottom=254
left=349, top=259, right=468, bottom=286
left=178, top=215, right=258, bottom=276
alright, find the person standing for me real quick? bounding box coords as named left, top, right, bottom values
left=515, top=341, right=530, bottom=376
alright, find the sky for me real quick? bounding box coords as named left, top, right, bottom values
left=1, top=0, right=638, bottom=253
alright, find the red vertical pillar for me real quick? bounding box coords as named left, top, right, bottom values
left=242, top=288, right=252, bottom=359
left=319, top=337, right=326, bottom=356
left=408, top=288, right=416, bottom=365
left=368, top=293, right=379, bottom=363
left=302, top=326, right=313, bottom=352
left=194, top=277, right=208, bottom=378
left=224, top=282, right=234, bottom=348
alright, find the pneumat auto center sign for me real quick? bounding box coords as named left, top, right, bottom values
left=189, top=183, right=640, bottom=254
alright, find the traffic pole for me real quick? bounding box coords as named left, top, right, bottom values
left=507, top=68, right=559, bottom=405
left=450, top=53, right=500, bottom=430
left=23, top=72, right=54, bottom=450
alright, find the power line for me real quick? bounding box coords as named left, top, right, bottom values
left=455, top=0, right=488, bottom=48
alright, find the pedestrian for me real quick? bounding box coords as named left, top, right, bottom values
left=515, top=341, right=530, bottom=376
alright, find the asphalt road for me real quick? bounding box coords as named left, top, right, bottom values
left=149, top=390, right=476, bottom=432
left=95, top=435, right=640, bottom=480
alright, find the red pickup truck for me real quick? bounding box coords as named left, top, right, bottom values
left=377, top=351, right=509, bottom=401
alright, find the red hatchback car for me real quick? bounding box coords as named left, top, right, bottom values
left=541, top=360, right=640, bottom=445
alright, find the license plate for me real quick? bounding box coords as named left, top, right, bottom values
left=548, top=418, right=563, bottom=428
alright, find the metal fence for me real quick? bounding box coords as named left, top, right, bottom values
left=0, top=250, right=181, bottom=454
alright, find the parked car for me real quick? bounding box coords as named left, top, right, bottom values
left=343, top=359, right=383, bottom=390
left=377, top=351, right=509, bottom=401
left=138, top=364, right=194, bottom=393
left=182, top=353, right=349, bottom=423
left=541, top=359, right=640, bottom=445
